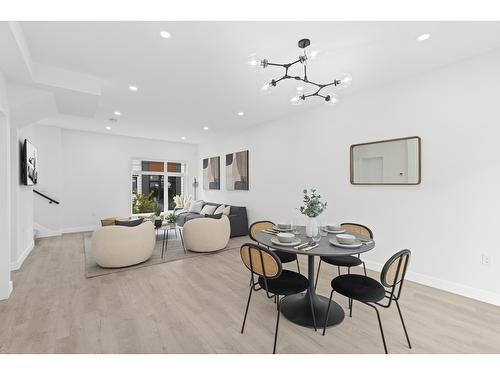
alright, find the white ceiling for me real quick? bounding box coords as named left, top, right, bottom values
left=2, top=21, right=500, bottom=143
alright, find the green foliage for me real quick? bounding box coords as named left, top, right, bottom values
left=166, top=212, right=177, bottom=224
left=153, top=199, right=162, bottom=217
left=299, top=188, right=328, bottom=218
left=132, top=192, right=156, bottom=214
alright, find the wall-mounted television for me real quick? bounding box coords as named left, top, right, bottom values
left=22, top=139, right=38, bottom=186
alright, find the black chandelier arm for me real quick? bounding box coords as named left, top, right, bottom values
left=303, top=90, right=327, bottom=99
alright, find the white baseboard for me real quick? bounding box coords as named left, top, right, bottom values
left=35, top=228, right=62, bottom=238
left=34, top=222, right=62, bottom=238
left=363, top=259, right=500, bottom=307
left=11, top=240, right=34, bottom=271
left=62, top=226, right=96, bottom=234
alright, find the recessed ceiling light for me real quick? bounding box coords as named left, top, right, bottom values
left=237, top=112, right=244, bottom=116
left=105, top=126, right=112, bottom=130
left=160, top=31, right=171, bottom=39
left=129, top=85, right=138, bottom=92
left=114, top=111, right=121, bottom=116
left=203, top=126, right=209, bottom=130
left=417, top=33, right=431, bottom=42
left=181, top=136, right=186, bottom=140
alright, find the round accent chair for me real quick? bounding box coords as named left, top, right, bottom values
left=182, top=215, right=231, bottom=252
left=91, top=221, right=155, bottom=268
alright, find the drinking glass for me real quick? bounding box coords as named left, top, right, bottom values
left=320, top=221, right=328, bottom=237
left=312, top=229, right=321, bottom=244
left=291, top=220, right=301, bottom=235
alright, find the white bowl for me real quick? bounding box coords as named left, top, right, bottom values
left=277, top=232, right=295, bottom=243
left=336, top=233, right=356, bottom=245
left=277, top=223, right=291, bottom=230
left=327, top=224, right=343, bottom=231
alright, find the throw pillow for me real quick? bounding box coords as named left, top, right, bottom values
left=173, top=195, right=183, bottom=208
left=213, top=204, right=225, bottom=215
left=205, top=213, right=223, bottom=219
left=115, top=218, right=144, bottom=227
left=188, top=200, right=204, bottom=213
left=221, top=205, right=231, bottom=216
left=200, top=205, right=217, bottom=215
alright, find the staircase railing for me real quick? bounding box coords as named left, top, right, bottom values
left=33, top=189, right=60, bottom=204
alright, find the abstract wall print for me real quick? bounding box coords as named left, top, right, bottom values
left=23, top=139, right=38, bottom=186
left=226, top=150, right=249, bottom=190
left=202, top=156, right=220, bottom=190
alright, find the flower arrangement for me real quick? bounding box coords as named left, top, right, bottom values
left=299, top=188, right=327, bottom=218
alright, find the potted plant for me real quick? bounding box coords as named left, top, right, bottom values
left=299, top=188, right=328, bottom=237
left=153, top=200, right=163, bottom=228
left=166, top=212, right=178, bottom=229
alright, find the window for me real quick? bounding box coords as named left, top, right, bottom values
left=131, top=160, right=186, bottom=214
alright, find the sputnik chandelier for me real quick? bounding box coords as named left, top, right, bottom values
left=248, top=38, right=352, bottom=106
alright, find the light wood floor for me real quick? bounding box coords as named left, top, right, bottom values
left=1, top=233, right=500, bottom=354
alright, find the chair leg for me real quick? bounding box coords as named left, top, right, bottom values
left=273, top=297, right=281, bottom=354
left=307, top=292, right=317, bottom=331
left=240, top=286, right=253, bottom=334
left=296, top=258, right=301, bottom=274
left=366, top=303, right=388, bottom=354
left=362, top=261, right=367, bottom=276
left=322, top=289, right=334, bottom=336
left=395, top=300, right=412, bottom=349
left=314, top=259, right=322, bottom=289
left=337, top=266, right=341, bottom=276
left=349, top=298, right=353, bottom=317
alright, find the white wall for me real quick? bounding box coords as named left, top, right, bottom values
left=198, top=50, right=500, bottom=305
left=38, top=128, right=198, bottom=232
left=10, top=124, right=35, bottom=270
left=33, top=125, right=62, bottom=235
left=0, top=71, right=12, bottom=299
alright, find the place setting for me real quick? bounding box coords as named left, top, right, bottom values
left=324, top=224, right=374, bottom=249
left=267, top=223, right=321, bottom=252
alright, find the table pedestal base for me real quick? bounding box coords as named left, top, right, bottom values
left=281, top=292, right=345, bottom=328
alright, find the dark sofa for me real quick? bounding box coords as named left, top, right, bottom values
left=175, top=201, right=248, bottom=237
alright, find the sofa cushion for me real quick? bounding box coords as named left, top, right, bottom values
left=187, top=200, right=204, bottom=213
left=115, top=218, right=144, bottom=227
left=214, top=204, right=231, bottom=216
left=200, top=204, right=217, bottom=215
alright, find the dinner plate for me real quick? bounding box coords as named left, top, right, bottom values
left=272, top=226, right=293, bottom=232
left=271, top=237, right=302, bottom=247
left=329, top=237, right=363, bottom=249
left=325, top=229, right=346, bottom=234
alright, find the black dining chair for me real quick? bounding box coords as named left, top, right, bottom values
left=249, top=220, right=301, bottom=273
left=322, top=249, right=412, bottom=354
left=314, top=222, right=372, bottom=288
left=239, top=243, right=315, bottom=354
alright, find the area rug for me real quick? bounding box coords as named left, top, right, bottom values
left=83, top=231, right=249, bottom=278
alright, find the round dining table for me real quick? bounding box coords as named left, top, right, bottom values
left=254, top=226, right=375, bottom=328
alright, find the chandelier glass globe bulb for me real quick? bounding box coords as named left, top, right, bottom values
left=248, top=54, right=268, bottom=71
left=338, top=73, right=353, bottom=89
left=260, top=81, right=275, bottom=94
left=290, top=93, right=305, bottom=106
left=324, top=93, right=339, bottom=106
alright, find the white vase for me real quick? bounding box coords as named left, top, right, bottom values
left=305, top=217, right=319, bottom=237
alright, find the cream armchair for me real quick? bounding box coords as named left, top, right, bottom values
left=182, top=215, right=230, bottom=253
left=91, top=221, right=155, bottom=268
